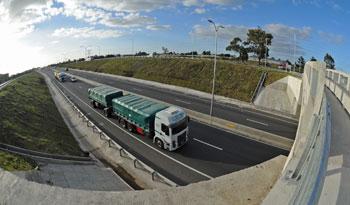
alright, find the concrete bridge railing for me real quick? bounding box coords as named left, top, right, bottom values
left=326, top=69, right=350, bottom=114
left=263, top=61, right=332, bottom=205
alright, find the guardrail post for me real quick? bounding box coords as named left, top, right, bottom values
left=133, top=159, right=138, bottom=168
left=152, top=171, right=157, bottom=181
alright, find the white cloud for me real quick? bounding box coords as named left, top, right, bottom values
left=57, top=0, right=174, bottom=12
left=101, top=13, right=156, bottom=28
left=191, top=24, right=248, bottom=40
left=146, top=24, right=171, bottom=31
left=194, top=7, right=206, bottom=14
left=318, top=31, right=344, bottom=44
left=52, top=27, right=124, bottom=39
left=191, top=23, right=312, bottom=58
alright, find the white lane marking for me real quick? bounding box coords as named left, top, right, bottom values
left=132, top=88, right=142, bottom=91
left=193, top=138, right=223, bottom=151
left=246, top=118, right=268, bottom=126
left=175, top=99, right=191, bottom=105
left=56, top=80, right=213, bottom=179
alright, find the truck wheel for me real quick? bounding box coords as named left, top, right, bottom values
left=91, top=101, right=97, bottom=108
left=104, top=108, right=111, bottom=118
left=127, top=123, right=134, bottom=133
left=155, top=138, right=164, bottom=149
left=120, top=119, right=127, bottom=128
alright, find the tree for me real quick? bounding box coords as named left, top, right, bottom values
left=296, top=56, right=306, bottom=73
left=226, top=37, right=249, bottom=62
left=202, top=51, right=211, bottom=55
left=246, top=27, right=273, bottom=64
left=310, top=56, right=317, bottom=61
left=162, top=47, right=169, bottom=54
left=324, top=53, right=335, bottom=69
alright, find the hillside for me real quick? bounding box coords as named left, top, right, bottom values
left=0, top=72, right=84, bottom=156
left=64, top=57, right=290, bottom=102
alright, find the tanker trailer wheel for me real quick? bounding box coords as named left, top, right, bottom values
left=120, top=119, right=127, bottom=128
left=127, top=123, right=134, bottom=133
left=91, top=101, right=97, bottom=108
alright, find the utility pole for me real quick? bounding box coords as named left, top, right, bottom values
left=208, top=19, right=224, bottom=121
left=293, top=33, right=296, bottom=72
left=131, top=38, right=134, bottom=57
left=191, top=35, right=194, bottom=59
left=265, top=38, right=267, bottom=67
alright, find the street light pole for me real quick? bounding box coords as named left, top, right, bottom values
left=208, top=19, right=224, bottom=121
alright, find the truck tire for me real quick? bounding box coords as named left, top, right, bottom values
left=155, top=138, right=164, bottom=149
left=91, top=101, right=97, bottom=108
left=104, top=108, right=111, bottom=118
left=120, top=119, right=127, bottom=128
left=127, top=123, right=134, bottom=133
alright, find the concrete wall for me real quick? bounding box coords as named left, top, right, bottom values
left=254, top=75, right=301, bottom=115
left=326, top=69, right=350, bottom=114
left=0, top=156, right=286, bottom=205
left=263, top=61, right=331, bottom=204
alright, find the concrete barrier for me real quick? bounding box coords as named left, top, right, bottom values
left=263, top=61, right=331, bottom=205
left=326, top=69, right=350, bottom=114
left=0, top=155, right=286, bottom=205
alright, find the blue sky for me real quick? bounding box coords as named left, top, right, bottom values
left=0, top=0, right=349, bottom=74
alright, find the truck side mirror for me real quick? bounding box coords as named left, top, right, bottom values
left=188, top=116, right=190, bottom=122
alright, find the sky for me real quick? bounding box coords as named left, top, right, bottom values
left=0, top=0, right=349, bottom=74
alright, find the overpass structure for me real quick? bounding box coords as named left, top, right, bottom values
left=0, top=62, right=349, bottom=204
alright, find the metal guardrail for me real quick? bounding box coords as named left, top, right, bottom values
left=50, top=78, right=178, bottom=187
left=251, top=72, right=267, bottom=103
left=0, top=143, right=91, bottom=162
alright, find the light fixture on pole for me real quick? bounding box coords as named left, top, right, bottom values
left=208, top=19, right=224, bottom=121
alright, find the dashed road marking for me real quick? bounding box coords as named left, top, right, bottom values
left=246, top=118, right=268, bottom=126
left=132, top=88, right=143, bottom=91
left=175, top=99, right=191, bottom=105
left=193, top=138, right=223, bottom=151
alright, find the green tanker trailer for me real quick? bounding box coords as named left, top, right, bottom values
left=88, top=85, right=189, bottom=151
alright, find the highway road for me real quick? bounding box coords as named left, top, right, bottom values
left=43, top=68, right=288, bottom=185
left=66, top=69, right=298, bottom=139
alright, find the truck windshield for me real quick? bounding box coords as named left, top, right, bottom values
left=171, top=120, right=187, bottom=135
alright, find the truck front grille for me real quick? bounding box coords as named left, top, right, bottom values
left=177, top=132, right=187, bottom=146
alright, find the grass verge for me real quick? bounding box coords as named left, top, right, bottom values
left=0, top=150, right=35, bottom=171
left=0, top=72, right=84, bottom=156
left=64, top=57, right=291, bottom=102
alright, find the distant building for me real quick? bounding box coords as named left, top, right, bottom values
left=278, top=62, right=292, bottom=71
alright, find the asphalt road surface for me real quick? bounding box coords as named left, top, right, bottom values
left=44, top=69, right=288, bottom=185
left=67, top=69, right=298, bottom=139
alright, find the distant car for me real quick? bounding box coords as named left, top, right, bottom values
left=70, top=76, right=77, bottom=82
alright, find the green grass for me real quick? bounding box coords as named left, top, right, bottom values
left=64, top=58, right=290, bottom=102
left=0, top=72, right=84, bottom=156
left=0, top=150, right=35, bottom=171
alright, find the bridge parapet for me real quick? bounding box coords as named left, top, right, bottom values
left=326, top=69, right=350, bottom=113
left=263, top=62, right=332, bottom=204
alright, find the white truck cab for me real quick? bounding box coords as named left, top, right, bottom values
left=154, top=106, right=189, bottom=151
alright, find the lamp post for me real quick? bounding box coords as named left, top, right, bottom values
left=208, top=19, right=224, bottom=121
